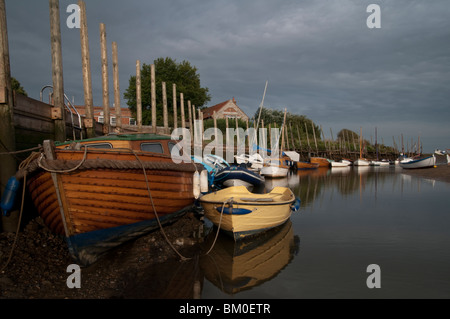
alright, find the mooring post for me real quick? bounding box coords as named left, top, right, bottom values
left=162, top=81, right=168, bottom=133
left=180, top=92, right=185, bottom=129
left=100, top=23, right=110, bottom=134
left=136, top=60, right=142, bottom=131
left=172, top=83, right=177, bottom=129
left=150, top=64, right=156, bottom=133
left=79, top=0, right=95, bottom=138
left=49, top=0, right=66, bottom=142
left=112, top=41, right=121, bottom=132
left=187, top=99, right=192, bottom=133
left=0, top=0, right=18, bottom=232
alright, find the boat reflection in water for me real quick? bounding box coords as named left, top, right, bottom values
left=200, top=220, right=299, bottom=295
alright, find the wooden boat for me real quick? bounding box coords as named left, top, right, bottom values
left=260, top=158, right=290, bottom=178
left=18, top=133, right=204, bottom=265
left=296, top=161, right=320, bottom=170
left=310, top=157, right=331, bottom=167
left=399, top=155, right=436, bottom=169
left=214, top=165, right=265, bottom=189
left=199, top=185, right=299, bottom=240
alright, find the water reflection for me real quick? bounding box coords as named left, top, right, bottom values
left=200, top=220, right=299, bottom=295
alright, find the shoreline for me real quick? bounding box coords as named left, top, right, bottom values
left=399, top=164, right=450, bottom=184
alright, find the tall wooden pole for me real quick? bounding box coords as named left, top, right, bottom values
left=162, top=81, right=168, bottom=133
left=150, top=64, right=156, bottom=133
left=180, top=92, right=185, bottom=129
left=0, top=0, right=17, bottom=231
left=188, top=99, right=192, bottom=131
left=172, top=83, right=177, bottom=129
left=99, top=23, right=110, bottom=134
left=112, top=41, right=121, bottom=132
left=136, top=60, right=142, bottom=131
left=79, top=0, right=95, bottom=137
left=49, top=0, right=66, bottom=142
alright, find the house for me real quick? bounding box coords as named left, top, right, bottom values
left=202, top=98, right=249, bottom=122
left=74, top=105, right=136, bottom=126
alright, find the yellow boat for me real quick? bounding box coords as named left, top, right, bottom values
left=199, top=186, right=300, bottom=240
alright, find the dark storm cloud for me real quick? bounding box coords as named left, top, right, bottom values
left=4, top=0, right=450, bottom=151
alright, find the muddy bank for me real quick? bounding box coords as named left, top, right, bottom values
left=400, top=163, right=450, bottom=184
left=0, top=212, right=207, bottom=299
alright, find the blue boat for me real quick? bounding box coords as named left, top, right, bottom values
left=214, top=164, right=265, bottom=189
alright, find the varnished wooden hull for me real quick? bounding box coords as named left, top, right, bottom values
left=26, top=143, right=201, bottom=265
left=296, top=161, right=319, bottom=170
left=310, top=157, right=331, bottom=167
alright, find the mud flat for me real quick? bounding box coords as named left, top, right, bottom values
left=400, top=164, right=450, bottom=183
left=0, top=211, right=205, bottom=299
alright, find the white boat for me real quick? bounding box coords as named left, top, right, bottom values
left=260, top=158, right=289, bottom=178
left=370, top=160, right=390, bottom=166
left=354, top=158, right=370, bottom=166
left=399, top=155, right=436, bottom=169
left=234, top=153, right=264, bottom=171
left=331, top=160, right=351, bottom=167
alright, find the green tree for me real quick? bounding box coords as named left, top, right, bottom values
left=124, top=57, right=211, bottom=126
left=11, top=77, right=27, bottom=96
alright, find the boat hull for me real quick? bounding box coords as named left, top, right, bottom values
left=310, top=157, right=331, bottom=167
left=260, top=166, right=289, bottom=178
left=26, top=146, right=201, bottom=265
left=296, top=161, right=319, bottom=170
left=354, top=159, right=370, bottom=166
left=199, top=186, right=297, bottom=240
left=399, top=155, right=436, bottom=169
left=214, top=165, right=264, bottom=188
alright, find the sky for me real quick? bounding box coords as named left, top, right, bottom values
left=4, top=0, right=450, bottom=153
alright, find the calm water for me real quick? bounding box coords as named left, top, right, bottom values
left=197, top=165, right=450, bottom=299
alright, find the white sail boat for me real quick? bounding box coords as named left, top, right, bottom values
left=354, top=127, right=370, bottom=166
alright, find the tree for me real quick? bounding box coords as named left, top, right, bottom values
left=11, top=77, right=27, bottom=96
left=124, top=57, right=211, bottom=126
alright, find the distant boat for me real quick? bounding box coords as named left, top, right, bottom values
left=234, top=153, right=264, bottom=171
left=369, top=160, right=390, bottom=166
left=399, top=155, right=436, bottom=169
left=296, top=161, right=320, bottom=170
left=310, top=157, right=331, bottom=168
left=355, top=127, right=370, bottom=166
left=354, top=158, right=370, bottom=166
left=260, top=158, right=290, bottom=178
left=199, top=185, right=299, bottom=240
left=330, top=159, right=351, bottom=167
left=20, top=133, right=204, bottom=265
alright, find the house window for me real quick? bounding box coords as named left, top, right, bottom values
left=110, top=117, right=116, bottom=125
left=129, top=118, right=136, bottom=125
left=98, top=116, right=104, bottom=123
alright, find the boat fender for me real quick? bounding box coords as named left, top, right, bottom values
left=1, top=176, right=21, bottom=216
left=200, top=170, right=209, bottom=193
left=193, top=171, right=200, bottom=199
left=291, top=197, right=301, bottom=212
